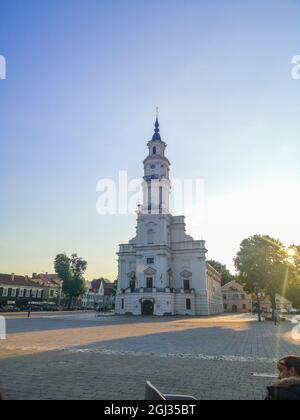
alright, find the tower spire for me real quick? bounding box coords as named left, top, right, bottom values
left=152, top=107, right=161, bottom=141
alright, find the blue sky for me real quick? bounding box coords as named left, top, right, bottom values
left=0, top=0, right=300, bottom=279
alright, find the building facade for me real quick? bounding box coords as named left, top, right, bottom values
left=82, top=280, right=116, bottom=310
left=0, top=273, right=63, bottom=309
left=275, top=294, right=293, bottom=312
left=0, top=274, right=45, bottom=308
left=253, top=296, right=272, bottom=314
left=98, top=280, right=116, bottom=309
left=82, top=281, right=100, bottom=309
left=253, top=294, right=294, bottom=314
left=31, top=273, right=63, bottom=302
left=115, top=117, right=223, bottom=316
left=222, top=281, right=252, bottom=313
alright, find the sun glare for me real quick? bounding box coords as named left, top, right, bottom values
left=287, top=248, right=296, bottom=257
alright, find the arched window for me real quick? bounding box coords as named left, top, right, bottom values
left=153, top=146, right=156, bottom=155
left=147, top=229, right=155, bottom=244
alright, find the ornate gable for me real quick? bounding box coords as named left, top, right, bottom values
left=145, top=221, right=158, bottom=228
left=180, top=270, right=193, bottom=278
left=144, top=267, right=157, bottom=275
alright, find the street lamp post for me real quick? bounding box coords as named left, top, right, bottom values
left=55, top=290, right=60, bottom=311
left=253, top=283, right=262, bottom=323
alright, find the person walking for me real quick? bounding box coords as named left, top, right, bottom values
left=274, top=309, right=280, bottom=326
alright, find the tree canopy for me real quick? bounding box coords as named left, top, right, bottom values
left=285, top=245, right=300, bottom=308
left=54, top=253, right=87, bottom=307
left=234, top=235, right=300, bottom=309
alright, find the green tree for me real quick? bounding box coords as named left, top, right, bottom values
left=286, top=245, right=300, bottom=308
left=286, top=282, right=300, bottom=309
left=234, top=235, right=289, bottom=319
left=207, top=260, right=235, bottom=286
left=54, top=253, right=87, bottom=309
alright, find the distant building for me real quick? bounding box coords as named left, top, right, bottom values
left=0, top=273, right=44, bottom=307
left=253, top=295, right=271, bottom=314
left=82, top=280, right=116, bottom=310
left=31, top=273, right=63, bottom=301
left=222, top=281, right=252, bottom=313
left=253, top=294, right=293, bottom=313
left=98, top=280, right=116, bottom=309
left=275, top=294, right=293, bottom=312
left=82, top=281, right=99, bottom=309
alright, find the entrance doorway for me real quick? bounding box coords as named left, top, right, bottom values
left=142, top=300, right=154, bottom=316
left=232, top=305, right=238, bottom=313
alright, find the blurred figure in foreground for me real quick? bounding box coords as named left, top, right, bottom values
left=266, top=356, right=300, bottom=400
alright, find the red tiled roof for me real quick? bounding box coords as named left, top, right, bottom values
left=103, top=282, right=115, bottom=296
left=0, top=274, right=39, bottom=287
left=31, top=273, right=62, bottom=286
left=104, top=288, right=112, bottom=296
left=91, top=279, right=115, bottom=292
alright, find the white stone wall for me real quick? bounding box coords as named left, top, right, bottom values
left=115, top=289, right=222, bottom=317
left=136, top=214, right=170, bottom=246
left=206, top=266, right=224, bottom=315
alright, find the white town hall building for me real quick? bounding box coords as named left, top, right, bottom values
left=115, top=116, right=223, bottom=316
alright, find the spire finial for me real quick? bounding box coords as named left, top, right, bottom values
left=152, top=107, right=161, bottom=141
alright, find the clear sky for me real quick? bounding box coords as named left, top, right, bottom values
left=1, top=0, right=300, bottom=280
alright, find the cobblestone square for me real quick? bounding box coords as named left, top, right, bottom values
left=0, top=313, right=299, bottom=400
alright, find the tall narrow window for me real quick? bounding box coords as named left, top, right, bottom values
left=183, top=279, right=190, bottom=291
left=148, top=185, right=152, bottom=213
left=186, top=299, right=191, bottom=310
left=121, top=298, right=124, bottom=310
left=147, top=229, right=155, bottom=244
left=153, top=147, right=156, bottom=155
left=146, top=277, right=153, bottom=289
left=159, top=186, right=163, bottom=214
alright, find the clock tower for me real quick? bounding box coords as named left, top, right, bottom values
left=142, top=115, right=171, bottom=215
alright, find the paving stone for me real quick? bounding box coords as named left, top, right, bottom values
left=0, top=313, right=299, bottom=400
